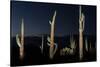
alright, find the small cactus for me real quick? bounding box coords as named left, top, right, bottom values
left=40, top=35, right=44, bottom=54
left=16, top=18, right=24, bottom=59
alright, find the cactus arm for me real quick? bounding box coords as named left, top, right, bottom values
left=40, top=46, right=42, bottom=49
left=47, top=36, right=51, bottom=46
left=82, top=13, right=85, bottom=31
left=47, top=36, right=50, bottom=43
left=49, top=21, right=52, bottom=25
left=47, top=42, right=50, bottom=46
left=53, top=43, right=58, bottom=56
left=16, top=34, right=21, bottom=47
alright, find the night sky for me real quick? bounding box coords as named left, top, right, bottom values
left=11, top=1, right=96, bottom=37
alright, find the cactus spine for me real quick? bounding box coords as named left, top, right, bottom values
left=48, top=11, right=57, bottom=59
left=79, top=6, right=85, bottom=60
left=16, top=18, right=24, bottom=59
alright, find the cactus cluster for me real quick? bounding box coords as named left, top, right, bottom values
left=60, top=36, right=76, bottom=56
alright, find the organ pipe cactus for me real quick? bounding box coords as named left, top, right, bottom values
left=47, top=11, right=58, bottom=59
left=79, top=6, right=85, bottom=60
left=16, top=18, right=24, bottom=59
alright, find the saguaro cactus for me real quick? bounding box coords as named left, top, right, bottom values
left=16, top=18, right=24, bottom=59
left=47, top=11, right=57, bottom=59
left=79, top=6, right=85, bottom=60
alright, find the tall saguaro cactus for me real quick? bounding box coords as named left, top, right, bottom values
left=79, top=6, right=85, bottom=60
left=48, top=11, right=57, bottom=59
left=16, top=18, right=24, bottom=59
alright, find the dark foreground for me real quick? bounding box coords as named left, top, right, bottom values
left=11, top=35, right=96, bottom=66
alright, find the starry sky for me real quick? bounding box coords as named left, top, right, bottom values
left=10, top=1, right=96, bottom=37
